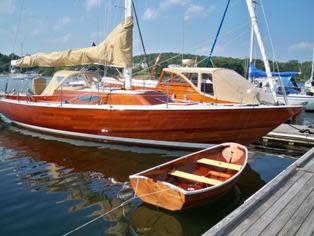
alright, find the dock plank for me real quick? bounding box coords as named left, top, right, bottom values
left=303, top=158, right=314, bottom=172
left=234, top=172, right=312, bottom=236
left=226, top=171, right=304, bottom=236
left=260, top=174, right=314, bottom=236
left=295, top=207, right=314, bottom=236
left=204, top=162, right=300, bottom=236
left=277, top=187, right=314, bottom=236
left=264, top=124, right=314, bottom=146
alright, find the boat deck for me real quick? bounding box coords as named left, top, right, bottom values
left=203, top=146, right=314, bottom=236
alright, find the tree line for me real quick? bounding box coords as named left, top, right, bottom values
left=0, top=52, right=312, bottom=81
left=133, top=53, right=312, bottom=81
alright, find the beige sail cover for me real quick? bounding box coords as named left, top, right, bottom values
left=213, top=69, right=274, bottom=104
left=16, top=17, right=133, bottom=68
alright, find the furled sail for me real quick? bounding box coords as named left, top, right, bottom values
left=15, top=17, right=133, bottom=68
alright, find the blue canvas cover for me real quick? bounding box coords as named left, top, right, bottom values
left=280, top=76, right=300, bottom=94
left=248, top=63, right=300, bottom=78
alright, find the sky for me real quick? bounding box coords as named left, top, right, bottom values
left=0, top=0, right=313, bottom=62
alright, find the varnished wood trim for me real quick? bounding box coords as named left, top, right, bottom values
left=169, top=170, right=223, bottom=186
left=197, top=158, right=242, bottom=171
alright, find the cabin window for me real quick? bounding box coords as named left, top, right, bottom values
left=79, top=95, right=100, bottom=103
left=201, top=73, right=214, bottom=95
left=182, top=73, right=198, bottom=86
left=172, top=74, right=186, bottom=83
left=159, top=72, right=187, bottom=84
left=63, top=75, right=87, bottom=88
left=159, top=72, right=171, bottom=84
left=55, top=76, right=64, bottom=84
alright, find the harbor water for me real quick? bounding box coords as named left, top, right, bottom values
left=0, top=75, right=313, bottom=235
left=0, top=122, right=310, bottom=236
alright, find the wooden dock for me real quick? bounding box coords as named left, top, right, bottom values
left=263, top=123, right=314, bottom=146
left=203, top=146, right=314, bottom=236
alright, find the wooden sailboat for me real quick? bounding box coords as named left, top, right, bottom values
left=129, top=143, right=248, bottom=211
left=0, top=1, right=303, bottom=148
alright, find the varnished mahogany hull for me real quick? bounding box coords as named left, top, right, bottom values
left=0, top=99, right=302, bottom=145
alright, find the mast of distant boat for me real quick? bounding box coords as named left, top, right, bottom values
left=124, top=0, right=133, bottom=90
left=246, top=0, right=278, bottom=103
left=310, top=48, right=314, bottom=82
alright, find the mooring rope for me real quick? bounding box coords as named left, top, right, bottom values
left=63, top=198, right=133, bottom=236
left=288, top=124, right=314, bottom=135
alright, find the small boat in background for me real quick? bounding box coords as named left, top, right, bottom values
left=129, top=143, right=248, bottom=211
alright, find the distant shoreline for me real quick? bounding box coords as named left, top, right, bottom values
left=0, top=52, right=312, bottom=81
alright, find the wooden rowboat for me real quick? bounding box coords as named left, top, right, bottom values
left=129, top=143, right=248, bottom=211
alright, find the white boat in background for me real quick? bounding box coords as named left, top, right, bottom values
left=249, top=64, right=314, bottom=111
left=250, top=76, right=314, bottom=112
left=304, top=49, right=314, bottom=96
left=247, top=0, right=314, bottom=111
left=277, top=94, right=314, bottom=111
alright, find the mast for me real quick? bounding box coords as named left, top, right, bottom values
left=124, top=0, right=132, bottom=90
left=246, top=0, right=278, bottom=103
left=248, top=21, right=255, bottom=82
left=248, top=2, right=255, bottom=82
left=311, top=48, right=314, bottom=81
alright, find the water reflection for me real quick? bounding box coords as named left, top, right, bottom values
left=0, top=122, right=186, bottom=235
left=0, top=123, right=186, bottom=182
left=0, top=120, right=301, bottom=236
left=130, top=205, right=183, bottom=236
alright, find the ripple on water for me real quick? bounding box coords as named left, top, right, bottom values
left=0, top=144, right=137, bottom=236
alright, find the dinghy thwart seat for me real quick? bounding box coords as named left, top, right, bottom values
left=197, top=158, right=242, bottom=171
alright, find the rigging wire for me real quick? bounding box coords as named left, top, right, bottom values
left=259, top=0, right=279, bottom=73
left=132, top=1, right=150, bottom=69
left=205, top=0, right=231, bottom=67
left=204, top=0, right=242, bottom=67
left=132, top=21, right=250, bottom=77
left=259, top=0, right=289, bottom=105
left=197, top=25, right=250, bottom=66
